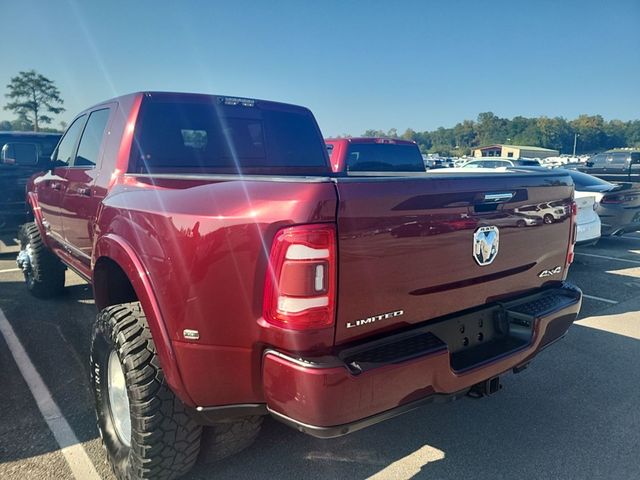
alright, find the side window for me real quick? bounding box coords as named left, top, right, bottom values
left=74, top=109, right=111, bottom=167
left=591, top=154, right=606, bottom=166
left=53, top=115, right=86, bottom=166
left=609, top=153, right=628, bottom=166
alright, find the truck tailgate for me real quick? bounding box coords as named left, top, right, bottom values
left=334, top=172, right=574, bottom=345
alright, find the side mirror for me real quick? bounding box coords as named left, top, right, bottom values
left=1, top=143, right=39, bottom=166
left=585, top=161, right=593, bottom=168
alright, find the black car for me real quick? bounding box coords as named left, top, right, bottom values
left=0, top=131, right=61, bottom=231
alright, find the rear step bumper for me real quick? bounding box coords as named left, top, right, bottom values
left=262, top=282, right=581, bottom=437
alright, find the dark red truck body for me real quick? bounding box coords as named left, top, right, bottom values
left=27, top=92, right=581, bottom=438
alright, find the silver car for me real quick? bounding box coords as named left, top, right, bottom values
left=559, top=170, right=640, bottom=236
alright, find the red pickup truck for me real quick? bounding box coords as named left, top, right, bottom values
left=325, top=137, right=426, bottom=173
left=18, top=92, right=581, bottom=480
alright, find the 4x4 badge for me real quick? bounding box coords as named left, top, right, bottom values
left=538, top=266, right=562, bottom=278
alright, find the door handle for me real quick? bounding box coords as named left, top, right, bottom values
left=76, top=187, right=92, bottom=197
left=51, top=182, right=61, bottom=191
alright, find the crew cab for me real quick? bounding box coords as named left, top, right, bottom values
left=19, top=92, right=581, bottom=480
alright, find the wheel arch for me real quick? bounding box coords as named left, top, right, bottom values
left=93, top=234, right=195, bottom=407
left=26, top=192, right=48, bottom=241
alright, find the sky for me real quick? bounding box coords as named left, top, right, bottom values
left=1, top=0, right=639, bottom=136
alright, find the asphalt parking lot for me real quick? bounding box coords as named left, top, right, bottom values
left=0, top=234, right=639, bottom=480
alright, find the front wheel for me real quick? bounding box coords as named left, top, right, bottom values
left=17, top=222, right=65, bottom=298
left=90, top=302, right=202, bottom=480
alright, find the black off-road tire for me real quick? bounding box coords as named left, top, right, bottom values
left=17, top=222, right=65, bottom=298
left=543, top=214, right=554, bottom=224
left=90, top=302, right=202, bottom=480
left=198, top=416, right=263, bottom=464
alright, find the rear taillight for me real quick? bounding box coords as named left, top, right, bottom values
left=601, top=194, right=623, bottom=204
left=566, top=201, right=577, bottom=266
left=263, top=224, right=336, bottom=330
left=601, top=194, right=638, bottom=204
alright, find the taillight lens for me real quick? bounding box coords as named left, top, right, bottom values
left=263, top=224, right=336, bottom=330
left=601, top=194, right=638, bottom=204
left=601, top=194, right=622, bottom=204
left=566, top=201, right=577, bottom=266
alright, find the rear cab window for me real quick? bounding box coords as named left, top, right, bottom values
left=346, top=143, right=425, bottom=172
left=129, top=96, right=330, bottom=176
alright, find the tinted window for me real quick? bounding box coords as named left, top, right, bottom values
left=591, top=154, right=606, bottom=166
left=346, top=143, right=424, bottom=172
left=609, top=153, right=628, bottom=165
left=39, top=139, right=60, bottom=158
left=130, top=100, right=329, bottom=174
left=74, top=109, right=110, bottom=167
left=54, top=116, right=86, bottom=166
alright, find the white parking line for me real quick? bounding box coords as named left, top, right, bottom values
left=574, top=252, right=640, bottom=265
left=0, top=268, right=20, bottom=274
left=367, top=445, right=446, bottom=479
left=582, top=294, right=619, bottom=304
left=0, top=308, right=100, bottom=480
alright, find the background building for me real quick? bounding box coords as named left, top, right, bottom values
left=472, top=144, right=559, bottom=159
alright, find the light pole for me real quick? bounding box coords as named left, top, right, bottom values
left=572, top=133, right=579, bottom=157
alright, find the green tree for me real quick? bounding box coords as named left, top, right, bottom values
left=11, top=118, right=33, bottom=131
left=570, top=115, right=606, bottom=153
left=358, top=112, right=637, bottom=156
left=476, top=112, right=508, bottom=145
left=401, top=128, right=417, bottom=141
left=604, top=120, right=627, bottom=150
left=626, top=120, right=640, bottom=147
left=362, top=129, right=387, bottom=137
left=453, top=120, right=477, bottom=148
left=0, top=120, right=12, bottom=130
left=4, top=70, right=65, bottom=132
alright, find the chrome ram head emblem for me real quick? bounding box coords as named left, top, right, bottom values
left=473, top=226, right=499, bottom=266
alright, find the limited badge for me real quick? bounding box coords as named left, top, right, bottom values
left=473, top=226, right=499, bottom=266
